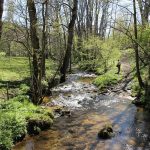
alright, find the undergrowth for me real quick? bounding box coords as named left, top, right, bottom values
left=0, top=96, right=54, bottom=150
left=93, top=67, right=123, bottom=90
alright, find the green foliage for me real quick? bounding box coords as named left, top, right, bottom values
left=19, top=84, right=30, bottom=95
left=76, top=36, right=121, bottom=73
left=0, top=52, right=6, bottom=57
left=131, top=78, right=141, bottom=97
left=0, top=112, right=27, bottom=150
left=94, top=67, right=123, bottom=90
left=0, top=96, right=54, bottom=149
left=0, top=129, right=13, bottom=150
left=41, top=79, right=49, bottom=89
left=139, top=25, right=150, bottom=49
left=78, top=60, right=97, bottom=71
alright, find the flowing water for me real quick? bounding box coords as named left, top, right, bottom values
left=13, top=72, right=150, bottom=150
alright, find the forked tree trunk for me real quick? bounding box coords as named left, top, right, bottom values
left=60, top=0, right=78, bottom=83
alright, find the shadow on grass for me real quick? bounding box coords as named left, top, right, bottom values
left=0, top=78, right=31, bottom=89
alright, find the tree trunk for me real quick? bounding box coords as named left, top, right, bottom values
left=94, top=0, right=100, bottom=35
left=60, top=0, right=78, bottom=83
left=0, top=0, right=4, bottom=39
left=99, top=0, right=109, bottom=39
left=27, top=0, right=42, bottom=105
left=133, top=0, right=144, bottom=88
left=137, top=0, right=150, bottom=26
left=41, top=0, right=48, bottom=78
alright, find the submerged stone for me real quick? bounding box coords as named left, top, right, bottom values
left=98, top=125, right=114, bottom=139
left=61, top=110, right=71, bottom=117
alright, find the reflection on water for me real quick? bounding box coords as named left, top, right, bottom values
left=25, top=141, right=34, bottom=150
left=13, top=72, right=150, bottom=150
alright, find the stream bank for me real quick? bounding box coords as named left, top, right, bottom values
left=13, top=72, right=150, bottom=150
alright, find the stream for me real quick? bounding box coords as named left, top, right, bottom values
left=13, top=72, right=150, bottom=150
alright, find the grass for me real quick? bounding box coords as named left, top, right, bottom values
left=0, top=57, right=30, bottom=81
left=0, top=56, right=55, bottom=81
left=93, top=66, right=123, bottom=91
left=0, top=56, right=55, bottom=99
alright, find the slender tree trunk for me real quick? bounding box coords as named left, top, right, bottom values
left=27, top=0, right=42, bottom=105
left=99, top=0, right=109, bottom=39
left=0, top=0, right=4, bottom=39
left=133, top=0, right=144, bottom=88
left=94, top=0, right=100, bottom=35
left=41, top=0, right=48, bottom=78
left=60, top=0, right=78, bottom=83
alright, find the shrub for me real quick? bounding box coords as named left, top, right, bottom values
left=19, top=84, right=30, bottom=95
left=78, top=60, right=97, bottom=72
left=0, top=112, right=27, bottom=150
left=0, top=129, right=13, bottom=150
left=0, top=96, right=54, bottom=149
left=0, top=52, right=6, bottom=57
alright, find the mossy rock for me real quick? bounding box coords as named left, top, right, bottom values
left=98, top=125, right=114, bottom=139
left=27, top=115, right=53, bottom=135
left=54, top=107, right=63, bottom=114
left=61, top=110, right=71, bottom=117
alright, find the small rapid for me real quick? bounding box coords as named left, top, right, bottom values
left=13, top=72, right=150, bottom=150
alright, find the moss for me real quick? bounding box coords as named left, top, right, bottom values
left=27, top=114, right=53, bottom=135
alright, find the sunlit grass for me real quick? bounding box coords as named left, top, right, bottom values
left=0, top=56, right=55, bottom=99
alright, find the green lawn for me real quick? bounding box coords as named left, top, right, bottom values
left=0, top=56, right=55, bottom=99
left=0, top=57, right=30, bottom=81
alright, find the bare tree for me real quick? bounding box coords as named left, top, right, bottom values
left=133, top=0, right=144, bottom=88
left=60, top=0, right=78, bottom=83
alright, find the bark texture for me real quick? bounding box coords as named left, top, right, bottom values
left=27, top=0, right=42, bottom=104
